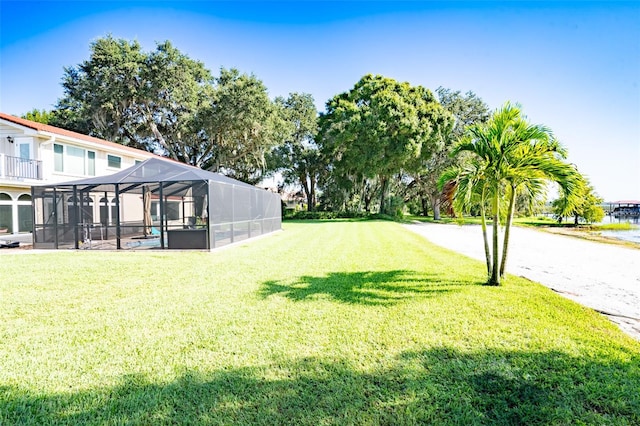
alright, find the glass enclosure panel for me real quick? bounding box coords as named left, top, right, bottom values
left=233, top=221, right=249, bottom=242
left=31, top=172, right=281, bottom=250
left=211, top=223, right=233, bottom=248
left=210, top=182, right=234, bottom=224
left=234, top=186, right=251, bottom=222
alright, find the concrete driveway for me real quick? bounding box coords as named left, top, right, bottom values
left=404, top=222, right=640, bottom=340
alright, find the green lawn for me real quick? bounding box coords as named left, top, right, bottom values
left=2, top=220, right=639, bottom=425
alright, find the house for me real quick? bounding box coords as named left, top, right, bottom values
left=0, top=112, right=282, bottom=250
left=0, top=113, right=154, bottom=236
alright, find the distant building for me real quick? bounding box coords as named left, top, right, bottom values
left=605, top=200, right=640, bottom=218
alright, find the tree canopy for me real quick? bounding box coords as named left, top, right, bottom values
left=318, top=74, right=452, bottom=213
left=267, top=93, right=321, bottom=210
left=443, top=103, right=578, bottom=285
left=20, top=36, right=596, bottom=225
left=404, top=88, right=489, bottom=219
left=53, top=36, right=285, bottom=183
left=552, top=175, right=605, bottom=224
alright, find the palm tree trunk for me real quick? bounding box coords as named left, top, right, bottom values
left=489, top=189, right=500, bottom=286
left=480, top=187, right=492, bottom=278
left=500, top=184, right=517, bottom=277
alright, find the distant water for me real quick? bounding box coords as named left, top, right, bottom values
left=599, top=216, right=640, bottom=244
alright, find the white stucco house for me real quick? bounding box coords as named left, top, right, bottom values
left=0, top=112, right=154, bottom=236
left=1, top=112, right=282, bottom=251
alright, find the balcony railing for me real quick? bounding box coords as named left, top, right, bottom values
left=0, top=154, right=43, bottom=180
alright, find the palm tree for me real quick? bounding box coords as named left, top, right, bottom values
left=444, top=103, right=577, bottom=285
left=499, top=136, right=578, bottom=277
left=440, top=159, right=494, bottom=278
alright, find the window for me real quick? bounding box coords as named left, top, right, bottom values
left=17, top=194, right=32, bottom=233
left=0, top=192, right=13, bottom=233
left=54, top=144, right=64, bottom=172
left=107, top=155, right=121, bottom=169
left=151, top=200, right=180, bottom=221
left=53, top=144, right=96, bottom=176
left=82, top=196, right=94, bottom=224
left=19, top=143, right=30, bottom=160
left=66, top=146, right=85, bottom=175
left=99, top=197, right=118, bottom=226
left=111, top=198, right=118, bottom=224
left=87, top=151, right=96, bottom=176
left=99, top=197, right=109, bottom=226
left=165, top=201, right=180, bottom=221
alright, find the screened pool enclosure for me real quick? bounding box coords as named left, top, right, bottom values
left=32, top=157, right=282, bottom=250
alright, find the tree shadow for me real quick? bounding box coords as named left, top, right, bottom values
left=3, top=346, right=639, bottom=425
left=259, top=270, right=481, bottom=305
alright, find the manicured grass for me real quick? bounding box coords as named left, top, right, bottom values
left=513, top=217, right=639, bottom=231
left=1, top=220, right=639, bottom=425
left=591, top=222, right=638, bottom=231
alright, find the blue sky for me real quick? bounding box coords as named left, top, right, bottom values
left=1, top=1, right=638, bottom=201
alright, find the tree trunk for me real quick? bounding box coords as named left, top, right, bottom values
left=421, top=197, right=429, bottom=217
left=488, top=190, right=501, bottom=286
left=499, top=184, right=517, bottom=278
left=364, top=191, right=372, bottom=213
left=480, top=187, right=492, bottom=278
left=431, top=192, right=441, bottom=220
left=144, top=108, right=179, bottom=161
left=308, top=178, right=316, bottom=212
left=300, top=174, right=312, bottom=212
left=379, top=176, right=388, bottom=214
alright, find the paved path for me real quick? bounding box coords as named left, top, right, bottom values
left=404, top=222, right=640, bottom=340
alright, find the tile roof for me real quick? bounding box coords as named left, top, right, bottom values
left=0, top=112, right=152, bottom=157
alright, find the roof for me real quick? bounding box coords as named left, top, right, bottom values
left=610, top=200, right=640, bottom=205
left=47, top=157, right=256, bottom=195
left=0, top=112, right=151, bottom=158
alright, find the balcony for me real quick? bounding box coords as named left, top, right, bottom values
left=0, top=154, right=43, bottom=180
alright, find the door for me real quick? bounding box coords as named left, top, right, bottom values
left=13, top=138, right=36, bottom=179
left=15, top=137, right=32, bottom=160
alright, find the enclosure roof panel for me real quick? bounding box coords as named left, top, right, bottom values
left=48, top=157, right=255, bottom=188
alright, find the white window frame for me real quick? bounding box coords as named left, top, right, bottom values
left=107, top=154, right=122, bottom=169
left=53, top=143, right=96, bottom=176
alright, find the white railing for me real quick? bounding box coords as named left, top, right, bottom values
left=0, top=154, right=43, bottom=180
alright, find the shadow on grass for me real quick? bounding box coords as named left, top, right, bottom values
left=259, top=270, right=481, bottom=305
left=3, top=347, right=639, bottom=425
